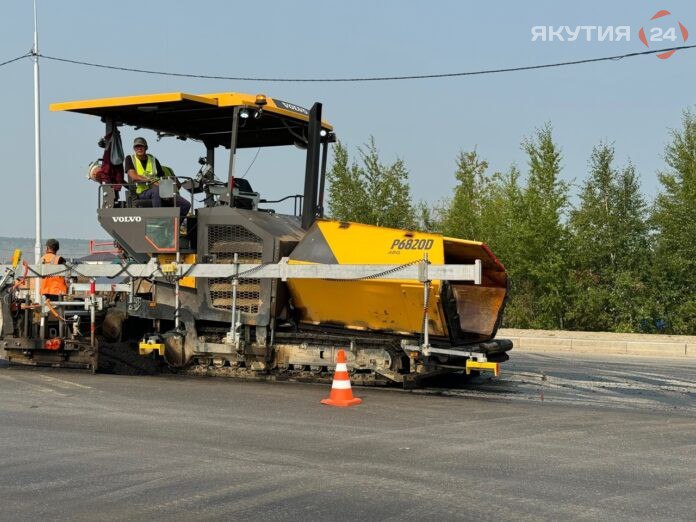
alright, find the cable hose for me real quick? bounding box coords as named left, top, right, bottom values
left=321, top=259, right=421, bottom=282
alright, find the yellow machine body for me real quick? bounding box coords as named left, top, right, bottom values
left=287, top=221, right=508, bottom=342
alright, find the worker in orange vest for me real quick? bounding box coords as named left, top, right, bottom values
left=40, top=239, right=68, bottom=299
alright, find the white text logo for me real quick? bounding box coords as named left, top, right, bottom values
left=531, top=26, right=631, bottom=42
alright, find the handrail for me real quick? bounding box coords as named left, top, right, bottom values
left=89, top=240, right=119, bottom=255
left=259, top=194, right=304, bottom=217
left=98, top=181, right=303, bottom=217
left=97, top=181, right=193, bottom=215
left=260, top=194, right=303, bottom=204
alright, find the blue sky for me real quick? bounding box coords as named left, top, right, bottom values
left=0, top=0, right=694, bottom=239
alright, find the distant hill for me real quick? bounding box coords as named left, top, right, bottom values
left=0, top=237, right=112, bottom=263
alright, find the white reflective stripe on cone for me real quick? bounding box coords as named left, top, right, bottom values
left=332, top=380, right=352, bottom=389
left=335, top=363, right=348, bottom=372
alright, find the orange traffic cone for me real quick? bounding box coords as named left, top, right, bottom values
left=321, top=349, right=362, bottom=407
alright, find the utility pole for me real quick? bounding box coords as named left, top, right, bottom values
left=32, top=0, right=42, bottom=300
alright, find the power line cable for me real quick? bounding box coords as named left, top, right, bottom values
left=0, top=53, right=31, bottom=68
left=38, top=44, right=696, bottom=82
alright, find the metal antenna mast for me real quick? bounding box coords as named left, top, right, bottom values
left=32, top=0, right=42, bottom=270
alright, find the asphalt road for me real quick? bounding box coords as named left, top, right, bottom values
left=1, top=351, right=695, bottom=521
left=422, top=351, right=696, bottom=415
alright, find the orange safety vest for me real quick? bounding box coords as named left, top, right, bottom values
left=40, top=253, right=68, bottom=296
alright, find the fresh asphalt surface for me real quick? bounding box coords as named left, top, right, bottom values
left=1, top=351, right=695, bottom=521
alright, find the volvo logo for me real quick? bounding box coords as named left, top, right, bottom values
left=274, top=99, right=309, bottom=116
left=112, top=216, right=142, bottom=223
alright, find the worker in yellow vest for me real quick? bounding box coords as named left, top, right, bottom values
left=40, top=239, right=68, bottom=299
left=125, top=137, right=191, bottom=217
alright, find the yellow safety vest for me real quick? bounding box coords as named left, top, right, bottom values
left=132, top=154, right=158, bottom=194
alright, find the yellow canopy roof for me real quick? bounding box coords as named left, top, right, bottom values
left=50, top=92, right=333, bottom=149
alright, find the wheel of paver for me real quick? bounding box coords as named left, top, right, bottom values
left=162, top=331, right=186, bottom=367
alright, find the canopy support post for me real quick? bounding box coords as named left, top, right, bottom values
left=226, top=106, right=241, bottom=205
left=301, top=102, right=322, bottom=229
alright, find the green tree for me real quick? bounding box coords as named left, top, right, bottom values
left=414, top=200, right=441, bottom=232
left=479, top=166, right=528, bottom=329
left=324, top=141, right=368, bottom=223
left=437, top=150, right=526, bottom=265
left=326, top=138, right=415, bottom=228
left=610, top=162, right=652, bottom=330
left=513, top=124, right=570, bottom=329
left=440, top=150, right=489, bottom=240
left=566, top=143, right=650, bottom=331
left=479, top=166, right=525, bottom=269
left=651, top=110, right=696, bottom=334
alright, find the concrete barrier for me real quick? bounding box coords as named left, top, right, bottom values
left=571, top=338, right=626, bottom=354
left=498, top=328, right=696, bottom=358
left=515, top=336, right=572, bottom=352
left=626, top=342, right=686, bottom=357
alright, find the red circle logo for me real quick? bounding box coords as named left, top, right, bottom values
left=639, top=10, right=689, bottom=59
